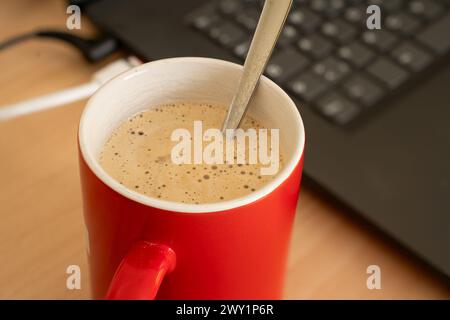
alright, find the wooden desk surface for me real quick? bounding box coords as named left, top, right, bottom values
left=0, top=0, right=449, bottom=300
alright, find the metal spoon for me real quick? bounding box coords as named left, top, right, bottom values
left=222, top=0, right=293, bottom=131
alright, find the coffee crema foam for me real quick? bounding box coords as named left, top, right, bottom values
left=99, top=103, right=283, bottom=204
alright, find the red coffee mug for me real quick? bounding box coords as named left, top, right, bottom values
left=78, top=58, right=305, bottom=299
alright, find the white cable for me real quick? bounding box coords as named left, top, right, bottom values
left=0, top=82, right=99, bottom=121
left=0, top=57, right=141, bottom=122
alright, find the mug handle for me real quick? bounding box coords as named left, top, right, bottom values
left=105, top=241, right=176, bottom=300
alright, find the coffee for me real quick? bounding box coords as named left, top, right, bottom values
left=99, top=103, right=283, bottom=204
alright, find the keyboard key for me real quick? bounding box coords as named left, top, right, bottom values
left=321, top=18, right=357, bottom=44
left=409, top=0, right=443, bottom=20
left=338, top=41, right=375, bottom=68
left=344, top=5, right=366, bottom=24
left=278, top=25, right=299, bottom=47
left=192, top=15, right=218, bottom=31
left=288, top=8, right=322, bottom=33
left=209, top=22, right=246, bottom=49
left=233, top=40, right=250, bottom=59
left=309, top=0, right=345, bottom=16
left=363, top=29, right=398, bottom=52
left=288, top=71, right=330, bottom=102
left=367, top=57, right=409, bottom=89
left=266, top=48, right=311, bottom=83
left=322, top=0, right=347, bottom=16
left=235, top=7, right=260, bottom=31
left=328, top=0, right=346, bottom=11
left=312, top=57, right=351, bottom=83
left=189, top=4, right=220, bottom=31
left=310, top=0, right=327, bottom=12
left=298, top=34, right=333, bottom=59
left=219, top=0, right=242, bottom=15
left=417, top=12, right=450, bottom=55
left=316, top=92, right=361, bottom=125
left=392, top=42, right=433, bottom=72
left=385, top=13, right=422, bottom=34
left=343, top=74, right=384, bottom=107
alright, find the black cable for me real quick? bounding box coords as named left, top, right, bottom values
left=0, top=30, right=119, bottom=63
left=0, top=32, right=38, bottom=51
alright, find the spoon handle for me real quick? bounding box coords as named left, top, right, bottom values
left=222, top=0, right=293, bottom=131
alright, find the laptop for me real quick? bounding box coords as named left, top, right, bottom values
left=80, top=0, right=450, bottom=278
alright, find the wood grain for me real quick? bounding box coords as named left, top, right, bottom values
left=0, top=0, right=449, bottom=299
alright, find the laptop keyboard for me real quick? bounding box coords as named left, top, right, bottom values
left=187, top=0, right=450, bottom=126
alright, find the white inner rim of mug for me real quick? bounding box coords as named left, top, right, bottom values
left=79, top=58, right=305, bottom=213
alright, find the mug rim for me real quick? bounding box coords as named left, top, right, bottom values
left=79, top=57, right=305, bottom=213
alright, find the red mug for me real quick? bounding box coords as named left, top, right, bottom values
left=78, top=58, right=305, bottom=299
